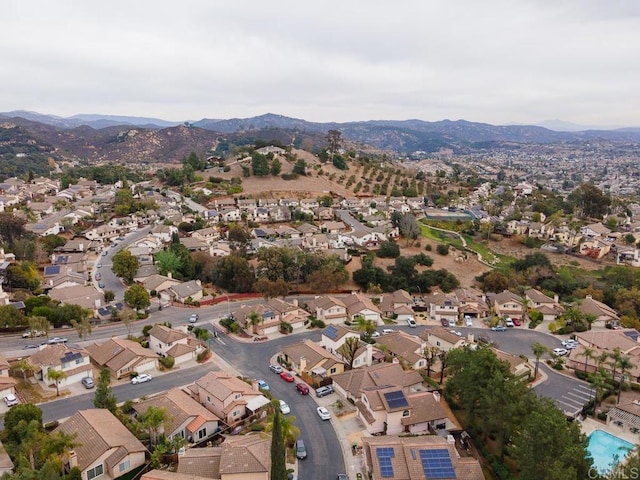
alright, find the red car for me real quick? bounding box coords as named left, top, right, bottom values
left=512, top=318, right=522, bottom=326
left=280, top=371, right=295, bottom=382
left=296, top=383, right=310, bottom=395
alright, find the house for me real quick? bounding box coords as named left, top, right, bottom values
left=581, top=222, right=611, bottom=239
left=452, top=288, right=490, bottom=320
left=357, top=387, right=450, bottom=435
left=48, top=285, right=104, bottom=311
left=140, top=274, right=181, bottom=295
left=376, top=331, right=426, bottom=370
left=173, top=433, right=271, bottom=480
left=567, top=330, right=640, bottom=379
left=86, top=338, right=159, bottom=379
left=26, top=344, right=93, bottom=390
left=421, top=327, right=468, bottom=353
left=343, top=292, right=382, bottom=324
left=493, top=349, right=531, bottom=378
left=133, top=388, right=220, bottom=444
left=362, top=435, right=484, bottom=480
left=84, top=224, right=120, bottom=242
left=607, top=399, right=640, bottom=437
left=281, top=339, right=345, bottom=380
left=56, top=409, right=147, bottom=480
left=579, top=295, right=620, bottom=327
left=305, top=295, right=348, bottom=325
left=320, top=324, right=376, bottom=368
left=425, top=292, right=459, bottom=325
left=489, top=290, right=524, bottom=321
left=151, top=225, right=179, bottom=243
left=0, top=353, right=17, bottom=403
left=331, top=363, right=423, bottom=403
left=185, top=371, right=270, bottom=426
left=234, top=304, right=279, bottom=336
left=320, top=324, right=361, bottom=354
left=191, top=227, right=220, bottom=244
left=524, top=288, right=564, bottom=322
left=379, top=290, right=414, bottom=318
left=0, top=439, right=13, bottom=475
left=169, top=280, right=203, bottom=303
left=148, top=325, right=202, bottom=366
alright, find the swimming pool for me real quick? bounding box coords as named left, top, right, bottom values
left=587, top=429, right=634, bottom=474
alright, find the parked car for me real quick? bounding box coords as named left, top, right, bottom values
left=381, top=328, right=395, bottom=335
left=22, top=330, right=43, bottom=338
left=131, top=373, right=153, bottom=384
left=189, top=313, right=199, bottom=323
left=553, top=348, right=568, bottom=356
left=95, top=273, right=101, bottom=281
left=371, top=331, right=381, bottom=338
left=561, top=339, right=579, bottom=348
left=407, top=318, right=417, bottom=328
left=4, top=393, right=19, bottom=407
left=279, top=400, right=291, bottom=415
left=280, top=371, right=295, bottom=383
left=81, top=377, right=95, bottom=389
left=97, top=263, right=102, bottom=268
left=505, top=318, right=514, bottom=327
left=317, top=406, right=331, bottom=420
left=490, top=325, right=506, bottom=332
left=315, top=385, right=334, bottom=397
left=512, top=318, right=522, bottom=326
left=464, top=316, right=473, bottom=327
left=98, top=283, right=105, bottom=288
left=337, top=475, right=348, bottom=480
left=296, top=440, right=307, bottom=459
left=257, top=379, right=270, bottom=391
left=102, top=251, right=108, bottom=256
left=296, top=383, right=310, bottom=395
left=269, top=364, right=283, bottom=374
left=23, top=344, right=38, bottom=349
left=448, top=319, right=456, bottom=327
left=440, top=318, right=449, bottom=327
left=48, top=337, right=68, bottom=344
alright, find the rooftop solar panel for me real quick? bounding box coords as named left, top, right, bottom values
left=420, top=449, right=456, bottom=479
left=44, top=265, right=61, bottom=276
left=324, top=325, right=338, bottom=340
left=376, top=447, right=395, bottom=478
left=384, top=390, right=409, bottom=409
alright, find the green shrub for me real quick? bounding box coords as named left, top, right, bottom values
left=436, top=244, right=450, bottom=256
left=159, top=356, right=175, bottom=369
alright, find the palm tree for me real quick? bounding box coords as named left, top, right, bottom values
left=42, top=430, right=80, bottom=477
left=47, top=369, right=68, bottom=396
left=140, top=406, right=169, bottom=447
left=15, top=358, right=35, bottom=381
left=578, top=347, right=596, bottom=373
left=248, top=311, right=261, bottom=334
left=531, top=342, right=547, bottom=380
left=265, top=408, right=300, bottom=448
left=608, top=347, right=624, bottom=383
left=589, top=370, right=607, bottom=418
left=616, top=355, right=636, bottom=404
left=353, top=315, right=376, bottom=342
left=423, top=346, right=440, bottom=378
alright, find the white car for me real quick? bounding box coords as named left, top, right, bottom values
left=317, top=406, right=331, bottom=420
left=465, top=316, right=473, bottom=327
left=561, top=339, right=579, bottom=348
left=4, top=393, right=19, bottom=407
left=553, top=348, right=568, bottom=356
left=269, top=364, right=283, bottom=374
left=131, top=373, right=153, bottom=384
left=371, top=331, right=381, bottom=338
left=279, top=400, right=291, bottom=415
left=189, top=314, right=199, bottom=323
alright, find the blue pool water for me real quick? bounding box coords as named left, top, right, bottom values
left=587, top=429, right=634, bottom=474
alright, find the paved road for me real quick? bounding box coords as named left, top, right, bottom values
left=534, top=363, right=593, bottom=417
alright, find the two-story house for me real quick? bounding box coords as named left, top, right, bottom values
left=27, top=344, right=93, bottom=390
left=425, top=291, right=459, bottom=325
left=331, top=363, right=423, bottom=403
left=524, top=288, right=564, bottom=322
left=421, top=327, right=468, bottom=353
left=343, top=293, right=382, bottom=324
left=305, top=295, right=348, bottom=325
left=376, top=331, right=426, bottom=370
left=489, top=290, right=524, bottom=321
left=57, top=409, right=147, bottom=480
left=86, top=338, right=159, bottom=379
left=281, top=339, right=345, bottom=382
left=148, top=325, right=202, bottom=366
left=186, top=371, right=270, bottom=426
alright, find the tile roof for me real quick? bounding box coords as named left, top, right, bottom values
left=331, top=363, right=423, bottom=398
left=86, top=338, right=159, bottom=372
left=177, top=447, right=223, bottom=479
left=219, top=433, right=271, bottom=475
left=149, top=325, right=189, bottom=344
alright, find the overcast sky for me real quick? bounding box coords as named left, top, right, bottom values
left=2, top=1, right=639, bottom=126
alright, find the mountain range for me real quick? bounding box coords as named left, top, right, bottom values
left=1, top=111, right=640, bottom=165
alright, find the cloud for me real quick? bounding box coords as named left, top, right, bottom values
left=2, top=0, right=639, bottom=125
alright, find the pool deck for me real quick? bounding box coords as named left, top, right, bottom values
left=580, top=417, right=639, bottom=445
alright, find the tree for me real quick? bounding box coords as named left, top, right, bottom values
left=139, top=406, right=168, bottom=447
left=154, top=249, right=182, bottom=277
left=265, top=407, right=300, bottom=448
left=0, top=304, right=25, bottom=328
left=326, top=129, right=342, bottom=157
left=270, top=158, right=282, bottom=176
left=212, top=254, right=255, bottom=293
left=578, top=346, right=596, bottom=373
left=248, top=311, right=261, bottom=334
left=398, top=214, right=420, bottom=246
left=41, top=429, right=79, bottom=478
left=103, top=290, right=115, bottom=302
left=292, top=159, right=307, bottom=175
left=567, top=183, right=611, bottom=219
left=71, top=317, right=92, bottom=340
left=376, top=240, right=400, bottom=258
left=3, top=403, right=43, bottom=444
left=14, top=358, right=35, bottom=381
left=111, top=249, right=139, bottom=284
left=423, top=346, right=440, bottom=378
left=616, top=354, right=635, bottom=404
left=28, top=315, right=51, bottom=338
left=353, top=315, right=376, bottom=343
left=93, top=368, right=117, bottom=412
left=124, top=284, right=151, bottom=311
left=46, top=369, right=67, bottom=396
left=251, top=152, right=270, bottom=176
left=120, top=307, right=137, bottom=337
left=270, top=407, right=287, bottom=480
left=531, top=342, right=547, bottom=380
left=338, top=337, right=362, bottom=369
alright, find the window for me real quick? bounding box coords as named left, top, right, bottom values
left=118, top=460, right=131, bottom=472
left=87, top=464, right=104, bottom=480
left=198, top=428, right=207, bottom=439
left=330, top=368, right=336, bottom=374
left=233, top=410, right=241, bottom=417
left=235, top=393, right=241, bottom=400
left=402, top=410, right=410, bottom=417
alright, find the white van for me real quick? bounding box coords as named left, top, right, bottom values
left=382, top=328, right=395, bottom=335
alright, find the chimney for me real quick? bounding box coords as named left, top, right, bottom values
left=300, top=356, right=307, bottom=373
left=167, top=271, right=172, bottom=279
left=251, top=380, right=259, bottom=391
left=554, top=295, right=559, bottom=303
left=366, top=343, right=373, bottom=367
left=292, top=299, right=298, bottom=306
left=433, top=391, right=441, bottom=403
left=67, top=450, right=78, bottom=469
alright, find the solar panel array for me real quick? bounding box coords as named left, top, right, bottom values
left=384, top=390, right=409, bottom=409
left=376, top=447, right=395, bottom=478
left=419, top=449, right=456, bottom=479
left=60, top=352, right=83, bottom=363
left=324, top=325, right=338, bottom=340
left=44, top=265, right=61, bottom=276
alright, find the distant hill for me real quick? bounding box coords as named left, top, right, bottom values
left=2, top=111, right=640, bottom=162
